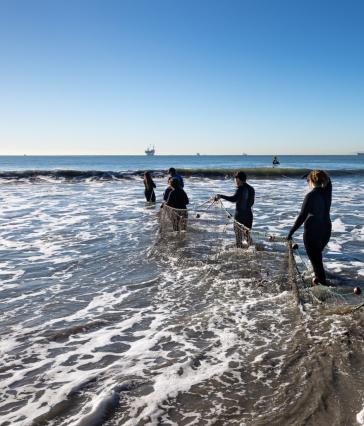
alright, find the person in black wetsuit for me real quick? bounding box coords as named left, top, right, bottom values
left=215, top=171, right=255, bottom=248
left=143, top=171, right=156, bottom=202
left=272, top=156, right=280, bottom=167
left=166, top=178, right=189, bottom=230
left=287, top=170, right=332, bottom=286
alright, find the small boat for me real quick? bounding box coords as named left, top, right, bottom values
left=196, top=153, right=200, bottom=156
left=145, top=145, right=155, bottom=156
left=358, top=152, right=364, bottom=156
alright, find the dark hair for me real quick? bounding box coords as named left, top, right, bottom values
left=235, top=171, right=247, bottom=182
left=144, top=171, right=154, bottom=188
left=170, top=177, right=180, bottom=189
left=168, top=167, right=176, bottom=175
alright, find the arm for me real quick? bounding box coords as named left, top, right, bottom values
left=166, top=191, right=174, bottom=207
left=163, top=187, right=171, bottom=201
left=248, top=186, right=255, bottom=208
left=219, top=189, right=239, bottom=203
left=185, top=192, right=189, bottom=205
left=324, top=178, right=332, bottom=209
left=288, top=193, right=311, bottom=238
left=152, top=181, right=156, bottom=188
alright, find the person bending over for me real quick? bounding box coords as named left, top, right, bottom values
left=143, top=171, right=156, bottom=202
left=215, top=171, right=255, bottom=247
left=287, top=170, right=332, bottom=286
left=166, top=178, right=189, bottom=230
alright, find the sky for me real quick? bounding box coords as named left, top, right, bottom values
left=0, top=0, right=363, bottom=155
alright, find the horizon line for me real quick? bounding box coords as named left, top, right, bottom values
left=0, top=153, right=361, bottom=157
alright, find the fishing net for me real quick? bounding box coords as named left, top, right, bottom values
left=159, top=204, right=189, bottom=233
left=153, top=199, right=363, bottom=314
left=155, top=201, right=231, bottom=267
left=288, top=243, right=364, bottom=313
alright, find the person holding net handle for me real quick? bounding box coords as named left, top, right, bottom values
left=287, top=170, right=332, bottom=286
left=215, top=171, right=255, bottom=248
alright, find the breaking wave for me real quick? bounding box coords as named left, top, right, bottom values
left=0, top=167, right=363, bottom=183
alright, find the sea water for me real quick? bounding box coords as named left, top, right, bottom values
left=0, top=159, right=363, bottom=425
left=0, top=154, right=363, bottom=171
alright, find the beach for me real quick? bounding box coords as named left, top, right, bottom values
left=0, top=156, right=364, bottom=425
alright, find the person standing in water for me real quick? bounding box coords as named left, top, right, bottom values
left=143, top=171, right=156, bottom=202
left=215, top=171, right=255, bottom=247
left=166, top=178, right=189, bottom=230
left=287, top=170, right=332, bottom=286
left=168, top=167, right=184, bottom=188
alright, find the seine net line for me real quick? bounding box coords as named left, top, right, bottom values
left=155, top=201, right=231, bottom=268
left=289, top=242, right=364, bottom=313
left=153, top=199, right=363, bottom=313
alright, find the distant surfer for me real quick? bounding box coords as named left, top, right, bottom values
left=287, top=170, right=332, bottom=286
left=143, top=171, right=156, bottom=202
left=215, top=171, right=255, bottom=248
left=168, top=167, right=184, bottom=188
left=166, top=178, right=189, bottom=231
left=272, top=156, right=280, bottom=167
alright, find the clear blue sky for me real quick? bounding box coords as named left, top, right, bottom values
left=0, top=0, right=363, bottom=155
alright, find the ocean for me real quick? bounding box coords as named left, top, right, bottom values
left=0, top=155, right=363, bottom=425
left=0, top=154, right=363, bottom=171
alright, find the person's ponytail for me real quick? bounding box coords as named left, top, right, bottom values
left=308, top=170, right=329, bottom=188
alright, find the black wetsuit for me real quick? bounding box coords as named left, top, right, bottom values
left=163, top=186, right=173, bottom=202
left=220, top=183, right=255, bottom=228
left=166, top=188, right=189, bottom=209
left=144, top=181, right=156, bottom=202
left=220, top=183, right=255, bottom=247
left=288, top=180, right=332, bottom=284
left=166, top=188, right=189, bottom=231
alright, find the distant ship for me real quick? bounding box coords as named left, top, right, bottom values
left=196, top=153, right=200, bottom=156
left=145, top=145, right=155, bottom=156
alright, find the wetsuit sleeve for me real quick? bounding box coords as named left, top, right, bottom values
left=185, top=192, right=189, bottom=205
left=288, top=193, right=311, bottom=237
left=180, top=176, right=184, bottom=188
left=248, top=186, right=255, bottom=207
left=163, top=187, right=171, bottom=201
left=220, top=189, right=239, bottom=203
left=324, top=178, right=332, bottom=209
left=166, top=191, right=174, bottom=206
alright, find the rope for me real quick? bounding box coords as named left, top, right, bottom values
left=287, top=241, right=302, bottom=306
left=351, top=301, right=364, bottom=311
left=161, top=204, right=188, bottom=213
left=217, top=199, right=287, bottom=243
left=192, top=197, right=216, bottom=211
